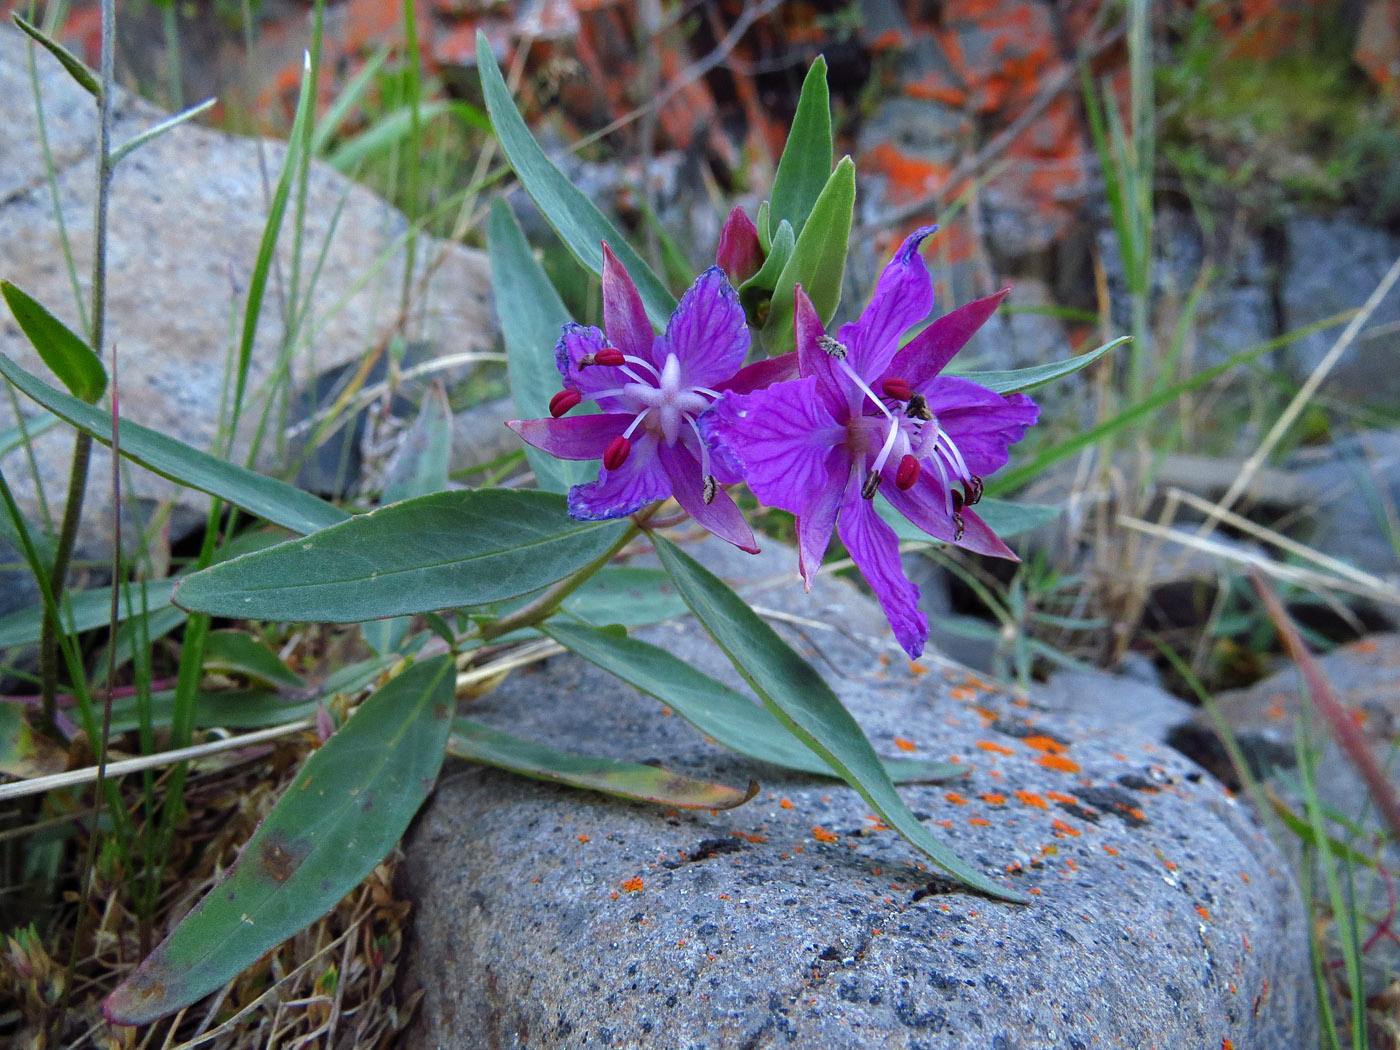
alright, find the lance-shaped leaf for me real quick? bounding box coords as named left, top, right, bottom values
left=0, top=354, right=345, bottom=535
left=957, top=336, right=1129, bottom=395
left=560, top=567, right=689, bottom=629
left=203, top=630, right=306, bottom=690
left=12, top=14, right=102, bottom=98
left=104, top=654, right=457, bottom=1025
left=544, top=620, right=962, bottom=783
left=0, top=580, right=174, bottom=648
left=768, top=56, right=832, bottom=239
left=449, top=718, right=758, bottom=809
left=174, top=490, right=630, bottom=623
left=2, top=282, right=107, bottom=403
left=653, top=535, right=1026, bottom=903
left=738, top=219, right=794, bottom=327
left=487, top=199, right=594, bottom=493
left=476, top=31, right=675, bottom=330
left=764, top=157, right=855, bottom=354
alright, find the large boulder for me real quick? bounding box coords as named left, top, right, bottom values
left=399, top=537, right=1316, bottom=1048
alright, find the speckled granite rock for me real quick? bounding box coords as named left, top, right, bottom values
left=399, top=538, right=1315, bottom=1049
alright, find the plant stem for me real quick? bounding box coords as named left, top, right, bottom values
left=37, top=431, right=91, bottom=731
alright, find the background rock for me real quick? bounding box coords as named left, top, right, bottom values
left=400, top=537, right=1315, bottom=1049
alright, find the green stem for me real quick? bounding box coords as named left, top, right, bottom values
left=479, top=517, right=647, bottom=641
left=38, top=430, right=92, bottom=731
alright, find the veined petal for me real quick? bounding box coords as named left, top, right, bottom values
left=887, top=288, right=1009, bottom=389
left=838, top=487, right=928, bottom=659
left=882, top=476, right=1019, bottom=560
left=659, top=441, right=759, bottom=554
left=601, top=242, right=657, bottom=364
left=507, top=414, right=632, bottom=460
left=715, top=351, right=798, bottom=396
left=716, top=206, right=764, bottom=286
left=795, top=285, right=850, bottom=420
left=926, top=378, right=1039, bottom=476
left=836, top=226, right=935, bottom=381
left=567, top=432, right=669, bottom=520
left=796, top=469, right=847, bottom=591
left=711, top=377, right=845, bottom=516
left=555, top=324, right=632, bottom=411
left=663, top=267, right=750, bottom=389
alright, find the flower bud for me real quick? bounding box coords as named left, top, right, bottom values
left=549, top=389, right=583, bottom=417
left=603, top=435, right=631, bottom=471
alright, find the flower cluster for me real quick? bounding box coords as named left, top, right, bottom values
left=508, top=227, right=1038, bottom=658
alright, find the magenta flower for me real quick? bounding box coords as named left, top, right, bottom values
left=710, top=228, right=1039, bottom=658
left=509, top=244, right=778, bottom=553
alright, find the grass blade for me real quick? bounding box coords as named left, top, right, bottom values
left=958, top=335, right=1129, bottom=395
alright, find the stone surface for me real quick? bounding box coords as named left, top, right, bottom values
left=1281, top=213, right=1400, bottom=403
left=1286, top=429, right=1400, bottom=584
left=400, top=537, right=1315, bottom=1049
left=0, top=25, right=495, bottom=554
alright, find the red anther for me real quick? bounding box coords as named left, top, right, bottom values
left=603, top=435, right=632, bottom=471
left=896, top=454, right=921, bottom=490
left=549, top=389, right=582, bottom=417
left=882, top=377, right=912, bottom=401
left=594, top=347, right=626, bottom=367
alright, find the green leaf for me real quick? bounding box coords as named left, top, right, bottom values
left=487, top=199, right=593, bottom=493
left=361, top=616, right=413, bottom=657
left=448, top=718, right=759, bottom=810
left=103, top=655, right=456, bottom=1025
left=326, top=99, right=488, bottom=172
left=876, top=497, right=1058, bottom=543
left=476, top=31, right=676, bottom=330
left=560, top=567, right=689, bottom=629
left=12, top=13, right=101, bottom=99
left=111, top=98, right=218, bottom=166
left=764, top=157, right=856, bottom=355
left=958, top=336, right=1129, bottom=395
left=173, top=490, right=630, bottom=623
left=1, top=282, right=107, bottom=403
left=104, top=688, right=320, bottom=735
left=0, top=353, right=346, bottom=536
left=203, top=630, right=306, bottom=689
left=0, top=580, right=174, bottom=649
left=768, top=56, right=832, bottom=239
left=0, top=702, right=65, bottom=778
left=544, top=620, right=961, bottom=784
left=653, top=535, right=1026, bottom=902
left=738, top=219, right=794, bottom=324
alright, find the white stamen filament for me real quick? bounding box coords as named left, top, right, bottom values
left=835, top=357, right=894, bottom=421
left=622, top=410, right=649, bottom=439
left=686, top=415, right=713, bottom=480
left=868, top=415, right=903, bottom=480
left=924, top=445, right=956, bottom=517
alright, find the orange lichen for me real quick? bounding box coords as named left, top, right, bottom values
left=1036, top=754, right=1081, bottom=774
left=812, top=826, right=838, bottom=843
left=969, top=818, right=992, bottom=826
left=1196, top=906, right=1211, bottom=921
left=950, top=686, right=977, bottom=702
left=1015, top=791, right=1048, bottom=809
left=779, top=798, right=795, bottom=810
left=981, top=793, right=1007, bottom=806
left=1023, top=735, right=1067, bottom=754
left=894, top=737, right=917, bottom=752
left=1051, top=819, right=1081, bottom=838
left=732, top=831, right=767, bottom=844
left=1102, top=846, right=1119, bottom=856
left=978, top=741, right=1015, bottom=756
left=577, top=834, right=590, bottom=843
left=945, top=792, right=969, bottom=806
left=1045, top=791, right=1078, bottom=805
left=909, top=661, right=930, bottom=676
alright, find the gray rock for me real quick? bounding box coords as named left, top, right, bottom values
left=1281, top=213, right=1400, bottom=403
left=1287, top=429, right=1400, bottom=583
left=400, top=538, right=1315, bottom=1049
left=0, top=26, right=495, bottom=554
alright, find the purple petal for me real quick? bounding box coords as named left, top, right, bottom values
left=696, top=407, right=745, bottom=484
left=886, top=288, right=1009, bottom=389
left=711, top=378, right=845, bottom=516
left=838, top=487, right=928, bottom=659
left=659, top=441, right=759, bottom=553
left=795, top=285, right=850, bottom=420
left=836, top=227, right=936, bottom=381
left=554, top=324, right=632, bottom=411
left=715, top=351, right=798, bottom=396
left=567, top=432, right=670, bottom=520
left=796, top=473, right=846, bottom=590
left=716, top=206, right=764, bottom=286
left=882, top=476, right=1019, bottom=560
left=926, top=378, right=1039, bottom=476
left=662, top=267, right=750, bottom=390
left=507, top=414, right=631, bottom=460
left=602, top=242, right=658, bottom=364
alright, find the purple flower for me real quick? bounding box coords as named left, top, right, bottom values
left=710, top=228, right=1039, bottom=658
left=509, top=244, right=788, bottom=554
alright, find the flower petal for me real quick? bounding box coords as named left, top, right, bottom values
left=659, top=441, right=759, bottom=553
left=796, top=471, right=846, bottom=590
left=716, top=206, right=764, bottom=286
left=836, top=226, right=935, bottom=381
left=886, top=288, right=1009, bottom=389
left=711, top=378, right=845, bottom=515
left=838, top=486, right=928, bottom=659
left=926, top=378, right=1039, bottom=476
left=555, top=323, right=632, bottom=411
left=662, top=267, right=750, bottom=389
left=882, top=476, right=1019, bottom=560
left=715, top=351, right=798, bottom=396
left=507, top=414, right=632, bottom=460
left=602, top=242, right=657, bottom=364
left=795, top=285, right=850, bottom=420
left=567, top=432, right=670, bottom=520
